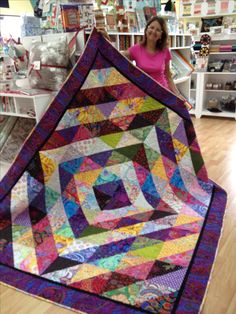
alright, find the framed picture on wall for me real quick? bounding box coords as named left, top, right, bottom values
left=0, top=0, right=9, bottom=8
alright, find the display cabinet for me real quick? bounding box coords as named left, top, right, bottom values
left=192, top=33, right=236, bottom=119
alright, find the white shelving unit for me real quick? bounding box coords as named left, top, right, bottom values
left=170, top=39, right=192, bottom=101
left=190, top=33, right=236, bottom=119
left=189, top=71, right=197, bottom=116
left=177, top=0, right=236, bottom=118
left=0, top=92, right=54, bottom=123
left=101, top=31, right=192, bottom=51
left=0, top=31, right=85, bottom=124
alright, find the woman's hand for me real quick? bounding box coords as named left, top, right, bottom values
left=96, top=27, right=111, bottom=41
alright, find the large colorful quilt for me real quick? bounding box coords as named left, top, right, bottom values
left=0, top=29, right=227, bottom=313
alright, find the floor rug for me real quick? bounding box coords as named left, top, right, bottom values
left=0, top=29, right=227, bottom=313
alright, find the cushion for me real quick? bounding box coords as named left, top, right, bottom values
left=200, top=34, right=211, bottom=45
left=201, top=17, right=223, bottom=33
left=28, top=38, right=69, bottom=91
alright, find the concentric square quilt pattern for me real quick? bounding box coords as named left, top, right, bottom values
left=0, top=29, right=226, bottom=313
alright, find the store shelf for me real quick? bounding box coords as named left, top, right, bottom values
left=170, top=46, right=192, bottom=50
left=0, top=111, right=35, bottom=119
left=174, top=76, right=190, bottom=84
left=180, top=12, right=236, bottom=19
left=0, top=92, right=54, bottom=123
left=193, top=48, right=236, bottom=121
left=205, top=89, right=236, bottom=93
left=201, top=110, right=235, bottom=119
left=194, top=34, right=236, bottom=42
left=203, top=72, right=236, bottom=75
left=189, top=108, right=196, bottom=115
left=85, top=31, right=192, bottom=51
left=209, top=52, right=236, bottom=55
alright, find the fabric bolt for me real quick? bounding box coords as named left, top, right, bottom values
left=207, top=0, right=216, bottom=15
left=219, top=45, right=232, bottom=52
left=221, top=0, right=229, bottom=12
left=193, top=4, right=201, bottom=15
left=0, top=28, right=227, bottom=314
left=193, top=43, right=202, bottom=51
left=210, top=45, right=220, bottom=52
left=182, top=4, right=191, bottom=16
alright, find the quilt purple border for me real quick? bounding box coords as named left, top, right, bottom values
left=0, top=182, right=226, bottom=313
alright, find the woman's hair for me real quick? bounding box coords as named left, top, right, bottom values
left=140, top=16, right=169, bottom=50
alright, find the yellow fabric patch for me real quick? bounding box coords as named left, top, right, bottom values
left=174, top=214, right=203, bottom=227
left=40, top=153, right=56, bottom=183
left=116, top=222, right=145, bottom=236
left=77, top=105, right=105, bottom=124
left=173, top=138, right=188, bottom=162
left=157, top=234, right=199, bottom=259
left=53, top=234, right=74, bottom=254
left=152, top=156, right=168, bottom=180
left=71, top=263, right=110, bottom=282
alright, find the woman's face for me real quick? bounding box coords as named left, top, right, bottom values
left=146, top=20, right=163, bottom=43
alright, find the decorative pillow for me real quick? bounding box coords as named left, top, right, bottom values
left=28, top=38, right=69, bottom=91
left=200, top=34, right=211, bottom=45
left=199, top=46, right=209, bottom=57
left=201, top=17, right=223, bottom=33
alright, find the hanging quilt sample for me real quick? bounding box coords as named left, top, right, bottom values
left=0, top=29, right=227, bottom=314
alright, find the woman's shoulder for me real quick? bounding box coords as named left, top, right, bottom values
left=129, top=43, right=142, bottom=51
left=162, top=46, right=171, bottom=53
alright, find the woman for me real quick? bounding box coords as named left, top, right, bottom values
left=98, top=16, right=186, bottom=102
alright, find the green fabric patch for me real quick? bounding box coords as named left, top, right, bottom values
left=130, top=236, right=162, bottom=251
left=100, top=132, right=123, bottom=148
left=116, top=144, right=142, bottom=160
left=45, top=186, right=61, bottom=210
left=103, top=281, right=141, bottom=305
left=79, top=225, right=108, bottom=238
left=130, top=126, right=153, bottom=141
left=144, top=145, right=161, bottom=169
left=190, top=148, right=204, bottom=174
left=155, top=109, right=171, bottom=133
left=91, top=253, right=126, bottom=271
left=107, top=150, right=131, bottom=165
left=55, top=223, right=74, bottom=238
left=129, top=242, right=163, bottom=259
left=12, top=224, right=30, bottom=241
left=140, top=96, right=163, bottom=113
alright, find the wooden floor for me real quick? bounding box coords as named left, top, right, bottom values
left=0, top=117, right=236, bottom=314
